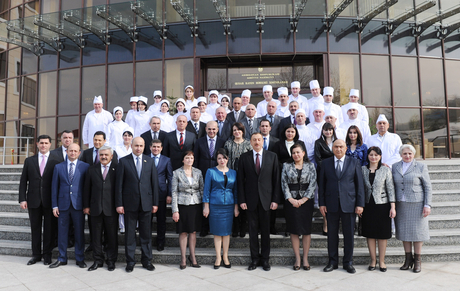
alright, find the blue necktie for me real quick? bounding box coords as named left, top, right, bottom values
left=155, top=156, right=159, bottom=167
left=69, top=162, right=74, bottom=184
left=263, top=137, right=268, bottom=150
left=209, top=139, right=215, bottom=157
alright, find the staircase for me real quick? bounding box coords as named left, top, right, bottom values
left=1, top=160, right=459, bottom=266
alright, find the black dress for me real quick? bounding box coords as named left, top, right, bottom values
left=361, top=172, right=392, bottom=239
left=284, top=169, right=314, bottom=235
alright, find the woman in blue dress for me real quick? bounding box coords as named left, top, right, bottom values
left=345, top=125, right=368, bottom=166
left=203, top=148, right=239, bottom=269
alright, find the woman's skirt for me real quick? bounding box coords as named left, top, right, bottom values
left=176, top=204, right=203, bottom=234
left=284, top=198, right=314, bottom=235
left=209, top=204, right=234, bottom=236
left=395, top=201, right=430, bottom=242
left=361, top=196, right=392, bottom=239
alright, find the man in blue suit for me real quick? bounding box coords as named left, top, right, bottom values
left=149, top=139, right=172, bottom=251
left=318, top=139, right=365, bottom=274
left=50, top=143, right=89, bottom=268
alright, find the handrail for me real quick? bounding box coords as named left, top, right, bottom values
left=0, top=136, right=35, bottom=165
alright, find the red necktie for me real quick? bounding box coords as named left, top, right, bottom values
left=255, top=153, right=260, bottom=175
left=179, top=132, right=184, bottom=150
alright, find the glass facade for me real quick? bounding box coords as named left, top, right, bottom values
left=0, top=0, right=459, bottom=158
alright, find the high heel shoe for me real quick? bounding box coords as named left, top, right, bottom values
left=368, top=265, right=376, bottom=271
left=400, top=252, right=414, bottom=270
left=180, top=264, right=186, bottom=270
left=188, top=256, right=201, bottom=268
left=293, top=265, right=300, bottom=271
left=222, top=256, right=231, bottom=268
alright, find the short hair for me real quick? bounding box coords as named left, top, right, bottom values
left=320, top=122, right=337, bottom=141
left=190, top=106, right=200, bottom=112
left=216, top=148, right=228, bottom=160
left=289, top=100, right=299, bottom=106
left=259, top=118, right=271, bottom=126
left=345, top=125, right=363, bottom=146
left=37, top=135, right=51, bottom=143
left=399, top=144, right=416, bottom=155
left=150, top=116, right=161, bottom=123
left=150, top=139, right=162, bottom=147
left=62, top=130, right=73, bottom=135
left=123, top=130, right=133, bottom=137
left=181, top=150, right=194, bottom=163
left=366, top=146, right=382, bottom=169
left=290, top=142, right=310, bottom=163
left=251, top=132, right=263, bottom=139
left=232, top=122, right=246, bottom=137
left=280, top=124, right=299, bottom=142
left=99, top=145, right=113, bottom=155
left=93, top=131, right=106, bottom=140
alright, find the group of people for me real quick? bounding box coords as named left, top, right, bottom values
left=19, top=80, right=432, bottom=274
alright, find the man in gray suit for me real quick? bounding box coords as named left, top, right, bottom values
left=241, top=104, right=260, bottom=140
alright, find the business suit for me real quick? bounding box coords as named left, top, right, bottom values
left=115, top=154, right=160, bottom=266
left=238, top=150, right=281, bottom=263
left=258, top=115, right=282, bottom=139
left=277, top=115, right=310, bottom=138
left=162, top=130, right=196, bottom=170
left=216, top=120, right=232, bottom=141
left=241, top=117, right=261, bottom=140
left=273, top=139, right=306, bottom=165
left=141, top=129, right=167, bottom=155
left=186, top=121, right=206, bottom=139
left=80, top=147, right=119, bottom=166
left=51, top=160, right=90, bottom=263
left=263, top=135, right=278, bottom=152
left=83, top=162, right=118, bottom=265
left=193, top=136, right=226, bottom=178
left=226, top=110, right=246, bottom=124
left=19, top=152, right=60, bottom=263
left=318, top=156, right=365, bottom=267
left=51, top=146, right=66, bottom=163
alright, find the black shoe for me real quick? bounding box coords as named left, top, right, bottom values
left=27, top=257, right=41, bottom=265
left=239, top=232, right=246, bottom=238
left=107, top=262, right=115, bottom=271
left=380, top=267, right=387, bottom=272
left=223, top=260, right=231, bottom=269
left=248, top=260, right=259, bottom=271
left=343, top=265, right=356, bottom=274
left=261, top=261, right=271, bottom=271
left=232, top=232, right=238, bottom=238
left=142, top=263, right=155, bottom=271
left=88, top=262, right=103, bottom=271
left=76, top=261, right=87, bottom=268
left=157, top=243, right=164, bottom=252
left=125, top=264, right=134, bottom=272
left=188, top=256, right=201, bottom=268
left=43, top=258, right=51, bottom=266
left=199, top=230, right=209, bottom=237
left=368, top=265, right=376, bottom=271
left=85, top=245, right=93, bottom=253
left=323, top=263, right=338, bottom=272
left=322, top=231, right=328, bottom=236
left=270, top=228, right=278, bottom=235
left=49, top=260, right=67, bottom=268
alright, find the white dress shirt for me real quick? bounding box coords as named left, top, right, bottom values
left=38, top=152, right=50, bottom=168
left=176, top=130, right=186, bottom=144
left=101, top=161, right=112, bottom=175
left=253, top=149, right=263, bottom=166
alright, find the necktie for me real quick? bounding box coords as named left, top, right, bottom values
left=209, top=139, right=215, bottom=157
left=69, top=162, right=74, bottom=183
left=293, top=116, right=297, bottom=125
left=249, top=119, right=253, bottom=134
left=336, top=159, right=342, bottom=177
left=102, top=165, right=108, bottom=180
left=40, top=154, right=46, bottom=176
left=153, top=131, right=158, bottom=140
left=263, top=137, right=268, bottom=150
left=94, top=149, right=99, bottom=164
left=235, top=111, right=239, bottom=120
left=194, top=122, right=199, bottom=133
left=155, top=156, right=159, bottom=167
left=255, top=153, right=261, bottom=175
left=136, top=156, right=141, bottom=178
left=179, top=132, right=184, bottom=150
left=64, top=148, right=67, bottom=160
left=269, top=115, right=273, bottom=124
left=219, top=121, right=223, bottom=133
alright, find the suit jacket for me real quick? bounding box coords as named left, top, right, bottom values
left=83, top=162, right=117, bottom=216
left=115, top=154, right=160, bottom=212
left=151, top=154, right=173, bottom=201
left=186, top=121, right=207, bottom=139
left=217, top=120, right=232, bottom=141
left=273, top=139, right=306, bottom=165
left=392, top=160, right=432, bottom=206
left=264, top=135, right=279, bottom=152
left=51, top=160, right=90, bottom=211
left=237, top=150, right=281, bottom=211
left=361, top=166, right=395, bottom=204
left=80, top=147, right=118, bottom=166
left=50, top=146, right=66, bottom=163
left=193, top=136, right=226, bottom=178
left=277, top=115, right=310, bottom=138
left=203, top=167, right=238, bottom=205
left=318, top=156, right=365, bottom=213
left=258, top=115, right=282, bottom=138
left=162, top=130, right=196, bottom=170
left=226, top=110, right=246, bottom=124
left=19, top=153, right=60, bottom=208
left=141, top=129, right=167, bottom=155
left=240, top=117, right=261, bottom=140
left=171, top=167, right=204, bottom=213
left=314, top=138, right=334, bottom=172
left=281, top=162, right=317, bottom=200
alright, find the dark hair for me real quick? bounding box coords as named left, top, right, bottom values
left=221, top=96, right=232, bottom=111
left=181, top=150, right=194, bottom=163
left=232, top=122, right=246, bottom=137
left=137, top=100, right=147, bottom=110
left=366, top=146, right=382, bottom=169
left=250, top=132, right=263, bottom=139
left=150, top=139, right=162, bottom=147
left=259, top=118, right=271, bottom=126
left=94, top=131, right=106, bottom=140
left=280, top=124, right=299, bottom=142
left=345, top=125, right=363, bottom=146
left=62, top=130, right=73, bottom=135
left=37, top=135, right=51, bottom=143
left=123, top=130, right=133, bottom=137
left=290, top=142, right=310, bottom=163
left=321, top=122, right=337, bottom=141
left=190, top=106, right=200, bottom=112
left=175, top=100, right=187, bottom=114
left=216, top=148, right=228, bottom=160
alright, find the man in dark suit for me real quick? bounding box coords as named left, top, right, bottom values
left=51, top=130, right=74, bottom=163
left=83, top=145, right=118, bottom=271
left=215, top=107, right=232, bottom=141
left=141, top=116, right=167, bottom=156
left=50, top=143, right=89, bottom=268
left=240, top=104, right=261, bottom=140
left=186, top=107, right=206, bottom=139
left=116, top=137, right=160, bottom=273
left=226, top=97, right=246, bottom=124
left=238, top=133, right=281, bottom=271
left=278, top=101, right=311, bottom=137
left=149, top=139, right=173, bottom=251
left=162, top=115, right=196, bottom=171
left=19, top=135, right=60, bottom=266
left=258, top=101, right=282, bottom=138
left=318, top=139, right=365, bottom=274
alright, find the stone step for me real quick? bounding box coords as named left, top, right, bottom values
left=0, top=165, right=23, bottom=173
left=430, top=179, right=460, bottom=191
left=427, top=162, right=460, bottom=171
left=430, top=201, right=460, bottom=215
left=428, top=170, right=460, bottom=180
left=431, top=190, right=460, bottom=202
left=0, top=181, right=20, bottom=191
left=0, top=190, right=19, bottom=201
left=0, top=172, right=21, bottom=181
left=1, top=239, right=459, bottom=266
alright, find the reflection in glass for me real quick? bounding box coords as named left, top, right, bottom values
left=8, top=48, right=21, bottom=78
left=107, top=63, right=133, bottom=110
left=58, top=69, right=80, bottom=115
left=390, top=24, right=416, bottom=56
left=38, top=72, right=56, bottom=117
left=39, top=47, right=58, bottom=71
left=22, top=49, right=37, bottom=74
left=83, top=35, right=106, bottom=66
left=82, top=66, right=105, bottom=114
left=165, top=59, right=193, bottom=100
left=329, top=54, right=360, bottom=105
left=19, top=119, right=36, bottom=160
left=303, top=0, right=326, bottom=16
left=360, top=21, right=389, bottom=54
left=423, top=108, right=448, bottom=158
left=327, top=0, right=356, bottom=16
left=295, top=19, right=327, bottom=53
left=392, top=57, right=419, bottom=106
left=21, top=74, right=37, bottom=119
left=361, top=55, right=391, bottom=106
left=196, top=21, right=226, bottom=57
left=58, top=116, right=80, bottom=145
left=108, top=31, right=134, bottom=63
left=329, top=19, right=359, bottom=53
left=164, top=24, right=193, bottom=58
left=449, top=109, right=460, bottom=158
left=207, top=68, right=227, bottom=91
left=394, top=108, right=422, bottom=158
left=228, top=19, right=259, bottom=55
left=41, top=0, right=59, bottom=14
left=7, top=78, right=20, bottom=121
left=367, top=107, right=393, bottom=134
left=59, top=40, right=80, bottom=69
left=136, top=27, right=163, bottom=61
left=136, top=61, right=162, bottom=98
left=445, top=60, right=460, bottom=107
left=293, top=64, right=314, bottom=90
left=418, top=27, right=442, bottom=57
left=262, top=19, right=293, bottom=53
left=38, top=118, right=56, bottom=148
left=420, top=58, right=445, bottom=107
left=0, top=82, right=4, bottom=119
left=388, top=0, right=414, bottom=20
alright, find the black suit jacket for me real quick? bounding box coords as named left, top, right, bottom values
left=273, top=140, right=306, bottom=165
left=237, top=150, right=281, bottom=211
left=186, top=121, right=206, bottom=139
left=50, top=146, right=66, bottom=163
left=19, top=153, right=60, bottom=208
left=83, top=162, right=117, bottom=216
left=193, top=136, right=226, bottom=178
left=226, top=110, right=246, bottom=124
left=80, top=147, right=118, bottom=166
left=162, top=130, right=197, bottom=170
left=217, top=120, right=232, bottom=141
left=115, top=154, right=159, bottom=212
left=241, top=118, right=261, bottom=140
left=265, top=136, right=279, bottom=152
left=258, top=115, right=282, bottom=139
left=141, top=129, right=167, bottom=155
left=277, top=115, right=311, bottom=138
left=151, top=154, right=173, bottom=201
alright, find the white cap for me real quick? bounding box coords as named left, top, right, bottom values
left=185, top=85, right=194, bottom=91
left=376, top=114, right=389, bottom=124
left=130, top=96, right=138, bottom=103
left=349, top=89, right=359, bottom=97
left=197, top=96, right=207, bottom=104
left=160, top=99, right=170, bottom=107
left=209, top=90, right=219, bottom=96
left=113, top=106, right=123, bottom=116
left=153, top=90, right=162, bottom=97
left=93, top=96, right=103, bottom=104
left=123, top=127, right=134, bottom=135
left=309, top=80, right=320, bottom=89
left=295, top=108, right=306, bottom=117
left=219, top=94, right=230, bottom=103
left=263, top=85, right=273, bottom=92
left=138, top=96, right=148, bottom=104
left=313, top=103, right=325, bottom=112
left=241, top=89, right=251, bottom=98
left=277, top=87, right=289, bottom=96
left=175, top=98, right=186, bottom=106
left=291, top=81, right=300, bottom=89
left=324, top=110, right=337, bottom=119
left=323, top=86, right=334, bottom=96
left=347, top=103, right=360, bottom=111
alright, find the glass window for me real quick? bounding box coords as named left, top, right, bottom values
left=0, top=49, right=6, bottom=80
left=38, top=117, right=56, bottom=148
left=228, top=66, right=291, bottom=90
left=293, top=64, right=315, bottom=90
left=360, top=20, right=389, bottom=54
left=24, top=0, right=40, bottom=15
left=394, top=108, right=422, bottom=158
left=389, top=0, right=414, bottom=20
left=136, top=61, right=162, bottom=98
left=107, top=63, right=133, bottom=110
left=329, top=54, right=360, bottom=105
left=108, top=30, right=133, bottom=63
left=6, top=78, right=20, bottom=121
left=0, top=81, right=5, bottom=116
left=444, top=40, right=460, bottom=60
left=423, top=108, right=448, bottom=158
left=82, top=35, right=106, bottom=66
left=418, top=27, right=442, bottom=58
left=82, top=66, right=105, bottom=114
left=59, top=116, right=80, bottom=145
left=165, top=58, right=193, bottom=100
left=58, top=69, right=80, bottom=115
left=85, top=0, right=106, bottom=6
left=420, top=58, right=445, bottom=107
left=8, top=48, right=21, bottom=78
left=261, top=18, right=293, bottom=54
left=368, top=107, right=394, bottom=134
left=327, top=0, right=356, bottom=16
left=329, top=19, right=359, bottom=53
left=207, top=68, right=226, bottom=91
left=164, top=24, right=194, bottom=58
left=61, top=0, right=81, bottom=10
left=392, top=56, right=419, bottom=106
left=41, top=0, right=58, bottom=14
left=136, top=27, right=163, bottom=61
left=19, top=119, right=36, bottom=160
left=361, top=55, right=391, bottom=106
left=445, top=60, right=460, bottom=107
left=302, top=0, right=326, bottom=16
left=0, top=0, right=9, bottom=12
left=22, top=48, right=37, bottom=74
left=21, top=74, right=37, bottom=119
left=59, top=40, right=80, bottom=69
left=196, top=21, right=227, bottom=57
left=38, top=72, right=56, bottom=117
left=449, top=109, right=460, bottom=158
left=390, top=24, right=416, bottom=56
left=295, top=19, right=327, bottom=53
left=228, top=19, right=259, bottom=55
left=39, top=47, right=58, bottom=71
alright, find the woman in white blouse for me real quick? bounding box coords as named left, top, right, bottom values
left=158, top=100, right=175, bottom=132
left=106, top=106, right=129, bottom=147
